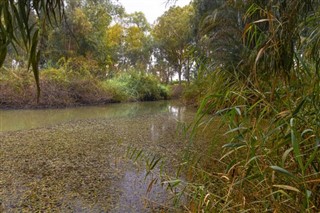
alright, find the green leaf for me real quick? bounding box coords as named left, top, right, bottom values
left=134, top=150, right=143, bottom=161
left=163, top=179, right=181, bottom=188
left=290, top=118, right=304, bottom=173
left=222, top=143, right=246, bottom=148
left=224, top=126, right=247, bottom=135
left=150, top=156, right=161, bottom=170
left=292, top=99, right=305, bottom=117
left=304, top=146, right=319, bottom=173
left=301, top=129, right=313, bottom=137
left=270, top=166, right=296, bottom=179
left=27, top=29, right=41, bottom=103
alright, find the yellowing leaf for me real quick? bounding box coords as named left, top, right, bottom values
left=273, top=185, right=300, bottom=193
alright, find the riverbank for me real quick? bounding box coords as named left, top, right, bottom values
left=0, top=68, right=184, bottom=109
left=0, top=78, right=115, bottom=109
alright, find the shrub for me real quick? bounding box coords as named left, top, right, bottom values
left=56, top=56, right=105, bottom=79
left=102, top=79, right=129, bottom=102
left=0, top=64, right=169, bottom=108
left=41, top=67, right=68, bottom=84
left=104, top=71, right=169, bottom=102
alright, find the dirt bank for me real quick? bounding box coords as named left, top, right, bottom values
left=0, top=78, right=116, bottom=109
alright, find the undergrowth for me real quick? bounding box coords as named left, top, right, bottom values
left=104, top=71, right=169, bottom=102
left=170, top=67, right=320, bottom=212
left=132, top=65, right=320, bottom=212
left=0, top=59, right=169, bottom=108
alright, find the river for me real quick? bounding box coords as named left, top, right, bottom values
left=0, top=101, right=192, bottom=132
left=0, top=101, right=197, bottom=212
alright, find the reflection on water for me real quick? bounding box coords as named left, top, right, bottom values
left=168, top=105, right=186, bottom=121
left=0, top=101, right=188, bottom=132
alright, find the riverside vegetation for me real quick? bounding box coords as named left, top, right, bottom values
left=158, top=1, right=320, bottom=212
left=0, top=60, right=170, bottom=108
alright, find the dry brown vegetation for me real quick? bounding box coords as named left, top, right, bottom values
left=0, top=73, right=114, bottom=109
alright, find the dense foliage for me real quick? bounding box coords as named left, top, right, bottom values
left=175, top=0, right=320, bottom=211
left=105, top=71, right=169, bottom=102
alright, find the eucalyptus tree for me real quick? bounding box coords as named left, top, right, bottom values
left=152, top=5, right=194, bottom=84
left=104, top=12, right=152, bottom=72
left=123, top=12, right=152, bottom=70
left=125, top=12, right=149, bottom=31
left=104, top=23, right=124, bottom=73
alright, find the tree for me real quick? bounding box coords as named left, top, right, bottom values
left=104, top=12, right=151, bottom=72
left=104, top=23, right=124, bottom=75
left=192, top=0, right=249, bottom=78
left=152, top=5, right=194, bottom=84
left=125, top=12, right=149, bottom=31
left=44, top=0, right=119, bottom=66
left=122, top=12, right=152, bottom=70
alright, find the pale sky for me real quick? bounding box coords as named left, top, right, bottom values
left=116, top=0, right=191, bottom=24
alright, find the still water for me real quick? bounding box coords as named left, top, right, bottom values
left=0, top=101, right=196, bottom=212
left=0, top=101, right=190, bottom=132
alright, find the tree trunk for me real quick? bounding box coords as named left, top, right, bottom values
left=186, top=57, right=190, bottom=84
left=177, top=63, right=182, bottom=85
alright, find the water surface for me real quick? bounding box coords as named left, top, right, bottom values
left=0, top=101, right=189, bottom=132
left=0, top=101, right=195, bottom=212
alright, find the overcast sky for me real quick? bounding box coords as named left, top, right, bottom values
left=116, top=0, right=191, bottom=24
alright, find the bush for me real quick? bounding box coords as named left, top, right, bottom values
left=0, top=64, right=113, bottom=108
left=104, top=72, right=169, bottom=102
left=41, top=67, right=68, bottom=84
left=102, top=79, right=129, bottom=102
left=56, top=56, right=105, bottom=79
